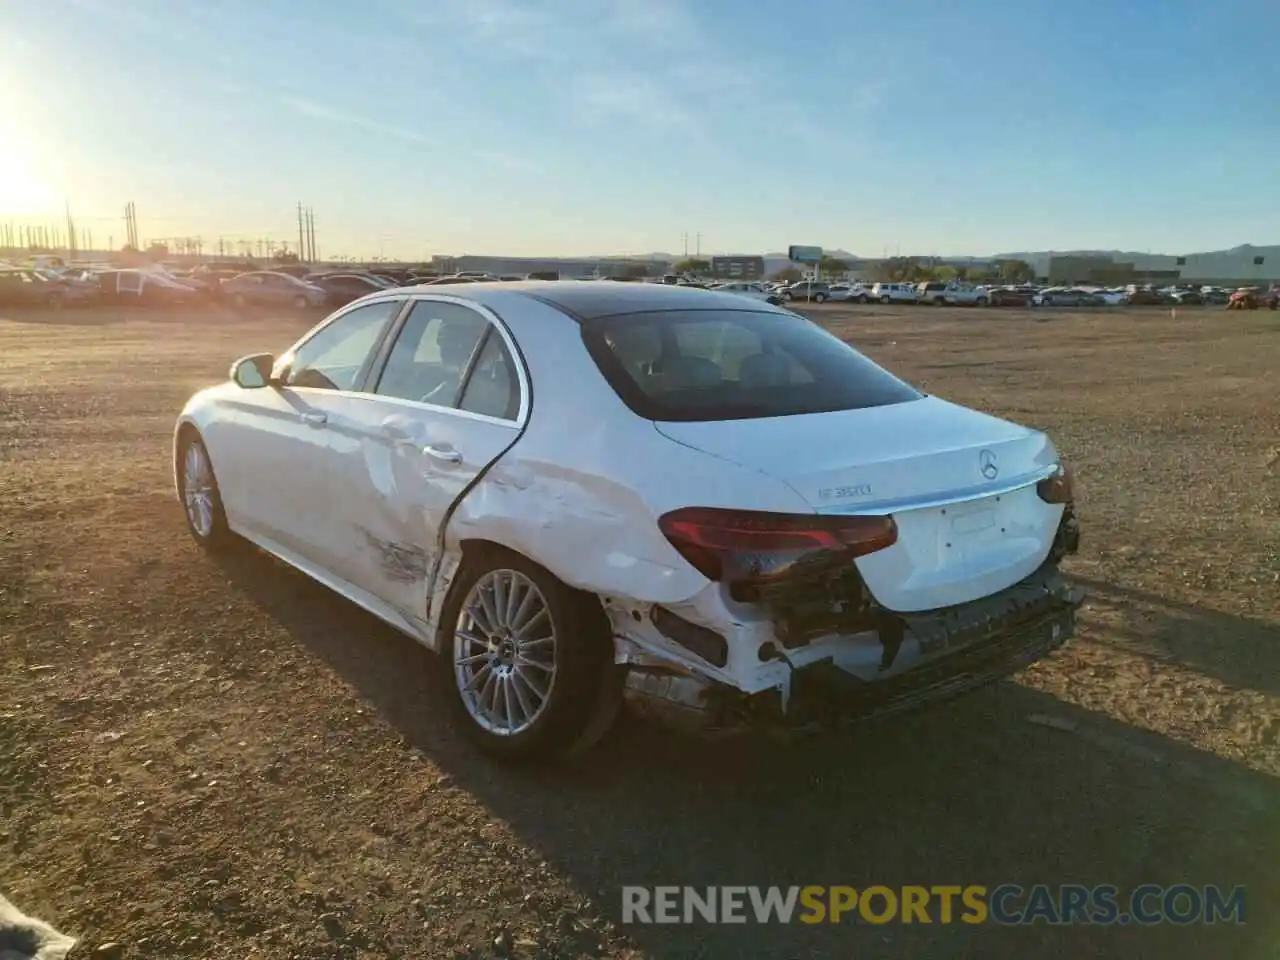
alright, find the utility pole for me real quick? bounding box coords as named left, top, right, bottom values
left=695, top=233, right=701, bottom=258
left=65, top=201, right=76, bottom=257
left=307, top=207, right=317, bottom=263
left=682, top=232, right=688, bottom=258
left=297, top=202, right=306, bottom=263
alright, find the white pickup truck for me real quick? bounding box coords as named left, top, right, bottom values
left=917, top=282, right=990, bottom=306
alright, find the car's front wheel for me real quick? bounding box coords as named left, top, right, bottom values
left=177, top=430, right=234, bottom=550
left=293, top=294, right=309, bottom=309
left=813, top=293, right=827, bottom=303
left=232, top=293, right=247, bottom=310
left=442, top=549, right=618, bottom=763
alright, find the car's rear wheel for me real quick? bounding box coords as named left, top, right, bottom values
left=976, top=296, right=989, bottom=306
left=293, top=294, right=309, bottom=309
left=933, top=296, right=946, bottom=306
left=232, top=293, right=247, bottom=310
left=442, top=549, right=618, bottom=763
left=880, top=295, right=891, bottom=304
left=178, top=430, right=234, bottom=550
left=813, top=293, right=827, bottom=303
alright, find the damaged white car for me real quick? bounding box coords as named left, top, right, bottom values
left=174, top=282, right=1082, bottom=761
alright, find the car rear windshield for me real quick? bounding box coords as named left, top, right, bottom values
left=580, top=309, right=923, bottom=422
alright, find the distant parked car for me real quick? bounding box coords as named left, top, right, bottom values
left=829, top=283, right=872, bottom=303
left=1226, top=287, right=1278, bottom=310
left=1170, top=288, right=1203, bottom=305
left=870, top=282, right=919, bottom=304
left=1035, top=287, right=1099, bottom=307
left=712, top=281, right=783, bottom=304
left=988, top=286, right=1032, bottom=307
left=916, top=282, right=990, bottom=306
left=1200, top=287, right=1230, bottom=305
left=222, top=271, right=328, bottom=309
left=0, top=268, right=95, bottom=307
left=781, top=281, right=832, bottom=303
left=95, top=269, right=204, bottom=305
left=310, top=273, right=393, bottom=306
left=1125, top=287, right=1172, bottom=306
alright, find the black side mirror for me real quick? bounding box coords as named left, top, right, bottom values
left=230, top=353, right=275, bottom=389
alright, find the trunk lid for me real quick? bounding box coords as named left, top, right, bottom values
left=655, top=396, right=1065, bottom=612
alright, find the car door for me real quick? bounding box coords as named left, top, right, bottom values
left=218, top=298, right=404, bottom=567
left=318, top=297, right=527, bottom=624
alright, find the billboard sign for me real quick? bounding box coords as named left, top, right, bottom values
left=711, top=255, right=765, bottom=280
left=788, top=245, right=823, bottom=263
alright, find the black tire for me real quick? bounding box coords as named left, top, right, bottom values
left=813, top=293, right=827, bottom=303
left=933, top=296, right=946, bottom=306
left=439, top=547, right=618, bottom=763
left=975, top=297, right=989, bottom=306
left=176, top=429, right=235, bottom=550
left=781, top=291, right=793, bottom=301
left=293, top=294, right=309, bottom=309
left=880, top=295, right=891, bottom=304
left=233, top=293, right=247, bottom=310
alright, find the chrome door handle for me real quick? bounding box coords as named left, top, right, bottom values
left=423, top=444, right=462, bottom=464
left=301, top=411, right=327, bottom=426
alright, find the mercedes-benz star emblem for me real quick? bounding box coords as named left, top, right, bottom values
left=979, top=449, right=999, bottom=480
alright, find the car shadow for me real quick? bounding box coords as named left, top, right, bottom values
left=1072, top=575, right=1280, bottom=697
left=210, top=546, right=1278, bottom=960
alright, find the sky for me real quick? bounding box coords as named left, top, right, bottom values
left=2, top=0, right=1278, bottom=260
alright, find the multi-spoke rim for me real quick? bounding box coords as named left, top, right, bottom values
left=453, top=569, right=557, bottom=737
left=182, top=441, right=215, bottom=538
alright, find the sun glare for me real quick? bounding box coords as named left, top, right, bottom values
left=0, top=125, right=60, bottom=216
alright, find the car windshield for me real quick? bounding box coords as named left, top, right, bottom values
left=580, top=309, right=923, bottom=423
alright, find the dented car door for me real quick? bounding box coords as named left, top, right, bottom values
left=321, top=298, right=526, bottom=626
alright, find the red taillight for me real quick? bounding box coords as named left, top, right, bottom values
left=658, top=507, right=898, bottom=588
left=1036, top=461, right=1074, bottom=504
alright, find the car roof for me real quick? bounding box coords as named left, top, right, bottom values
left=382, top=279, right=786, bottom=321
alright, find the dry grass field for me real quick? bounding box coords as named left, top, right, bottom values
left=1, top=301, right=1277, bottom=959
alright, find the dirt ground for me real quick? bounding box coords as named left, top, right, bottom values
left=1, top=301, right=1277, bottom=959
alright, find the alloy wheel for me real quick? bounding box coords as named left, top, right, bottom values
left=453, top=569, right=558, bottom=736
left=182, top=441, right=215, bottom=538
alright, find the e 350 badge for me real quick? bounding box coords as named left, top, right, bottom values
left=817, top=484, right=874, bottom=501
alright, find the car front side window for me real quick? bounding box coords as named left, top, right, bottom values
left=279, top=300, right=400, bottom=392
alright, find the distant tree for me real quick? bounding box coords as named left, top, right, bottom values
left=997, top=259, right=1035, bottom=283
left=622, top=262, right=650, bottom=278
left=869, top=257, right=936, bottom=283
left=818, top=256, right=849, bottom=280
left=674, top=258, right=711, bottom=274
left=274, top=251, right=300, bottom=264
left=146, top=242, right=169, bottom=258
left=772, top=266, right=803, bottom=283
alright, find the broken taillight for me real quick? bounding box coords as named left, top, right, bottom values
left=657, top=507, right=898, bottom=593
left=1036, top=461, right=1074, bottom=504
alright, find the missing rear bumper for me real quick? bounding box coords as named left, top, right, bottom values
left=621, top=562, right=1084, bottom=736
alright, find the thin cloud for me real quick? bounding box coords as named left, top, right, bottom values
left=276, top=95, right=535, bottom=171
left=391, top=0, right=861, bottom=144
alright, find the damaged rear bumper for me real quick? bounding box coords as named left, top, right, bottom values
left=622, top=562, right=1085, bottom=736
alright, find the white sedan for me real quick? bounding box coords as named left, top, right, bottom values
left=175, top=283, right=1083, bottom=762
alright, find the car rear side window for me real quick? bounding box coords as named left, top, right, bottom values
left=581, top=309, right=922, bottom=422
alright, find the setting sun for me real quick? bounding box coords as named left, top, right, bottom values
left=0, top=126, right=59, bottom=216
